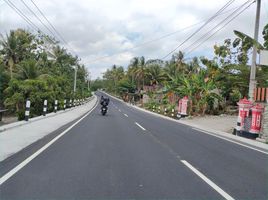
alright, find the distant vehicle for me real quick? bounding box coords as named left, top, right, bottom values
left=100, top=96, right=109, bottom=116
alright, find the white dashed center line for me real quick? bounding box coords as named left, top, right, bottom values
left=124, top=114, right=128, bottom=117
left=135, top=122, right=146, bottom=131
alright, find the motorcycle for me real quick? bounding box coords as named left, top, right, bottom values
left=101, top=105, right=108, bottom=115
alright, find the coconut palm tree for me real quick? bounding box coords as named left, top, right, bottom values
left=0, top=29, right=35, bottom=79
left=174, top=51, right=186, bottom=73
left=135, top=56, right=146, bottom=89
left=146, top=64, right=166, bottom=85
left=16, top=59, right=40, bottom=80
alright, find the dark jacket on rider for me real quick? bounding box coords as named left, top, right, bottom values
left=100, top=97, right=109, bottom=107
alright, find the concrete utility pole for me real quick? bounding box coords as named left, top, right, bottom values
left=248, top=0, right=261, bottom=100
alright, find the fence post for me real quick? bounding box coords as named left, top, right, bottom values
left=158, top=106, right=161, bottom=113
left=171, top=109, right=175, bottom=117
left=54, top=100, right=58, bottom=113
left=25, top=99, right=31, bottom=121
left=64, top=99, right=66, bottom=110
left=164, top=108, right=167, bottom=115
left=43, top=100, right=47, bottom=116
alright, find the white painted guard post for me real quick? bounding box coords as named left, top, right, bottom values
left=25, top=99, right=31, bottom=121
left=70, top=99, right=73, bottom=107
left=64, top=99, right=66, bottom=110
left=54, top=100, right=58, bottom=113
left=43, top=100, right=47, bottom=116
left=164, top=107, right=167, bottom=115
left=67, top=100, right=70, bottom=108
left=171, top=109, right=175, bottom=117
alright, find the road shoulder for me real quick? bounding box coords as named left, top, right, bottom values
left=0, top=95, right=98, bottom=162
left=103, top=91, right=268, bottom=152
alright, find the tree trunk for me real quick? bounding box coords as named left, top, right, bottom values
left=8, top=58, right=14, bottom=79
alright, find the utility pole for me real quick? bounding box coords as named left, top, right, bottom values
left=73, top=66, right=77, bottom=93
left=248, top=0, right=261, bottom=100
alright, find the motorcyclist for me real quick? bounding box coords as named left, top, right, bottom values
left=100, top=96, right=110, bottom=115
left=100, top=95, right=104, bottom=104
left=100, top=96, right=109, bottom=107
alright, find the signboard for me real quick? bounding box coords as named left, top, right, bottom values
left=259, top=50, right=268, bottom=66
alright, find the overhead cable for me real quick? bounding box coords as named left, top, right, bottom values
left=185, top=0, right=255, bottom=56
left=161, top=0, right=236, bottom=60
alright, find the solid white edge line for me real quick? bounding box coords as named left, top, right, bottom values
left=124, top=114, right=128, bottom=117
left=192, top=128, right=268, bottom=155
left=135, top=122, right=146, bottom=131
left=181, top=160, right=235, bottom=200
left=120, top=95, right=268, bottom=153
left=0, top=100, right=98, bottom=186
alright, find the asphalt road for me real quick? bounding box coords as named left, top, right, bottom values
left=0, top=92, right=267, bottom=199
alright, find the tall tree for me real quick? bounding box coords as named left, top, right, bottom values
left=0, top=29, right=35, bottom=78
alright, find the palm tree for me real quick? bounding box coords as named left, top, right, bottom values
left=0, top=31, right=18, bottom=79
left=17, top=59, right=40, bottom=80
left=164, top=62, right=176, bottom=80
left=135, top=56, right=146, bottom=89
left=128, top=57, right=139, bottom=85
left=146, top=64, right=166, bottom=85
left=174, top=51, right=186, bottom=73
left=0, top=29, right=34, bottom=79
left=187, top=57, right=200, bottom=74
left=48, top=45, right=78, bottom=77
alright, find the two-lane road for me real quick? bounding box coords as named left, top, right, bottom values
left=0, top=92, right=267, bottom=199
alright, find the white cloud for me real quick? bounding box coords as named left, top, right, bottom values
left=0, top=0, right=267, bottom=79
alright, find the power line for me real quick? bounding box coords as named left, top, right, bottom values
left=185, top=1, right=255, bottom=57
left=29, top=0, right=68, bottom=46
left=4, top=0, right=78, bottom=56
left=4, top=0, right=56, bottom=44
left=84, top=23, right=202, bottom=64
left=85, top=4, right=242, bottom=64
left=20, top=0, right=56, bottom=38
left=184, top=0, right=253, bottom=54
left=28, top=0, right=80, bottom=56
left=161, top=0, right=236, bottom=60
left=4, top=0, right=39, bottom=32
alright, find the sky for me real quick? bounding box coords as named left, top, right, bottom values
left=0, top=0, right=267, bottom=79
